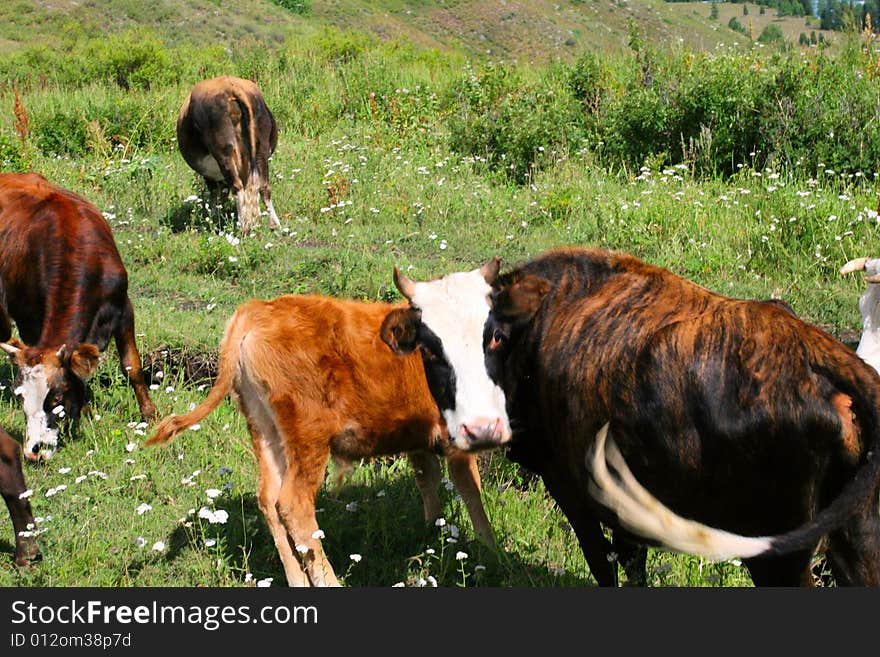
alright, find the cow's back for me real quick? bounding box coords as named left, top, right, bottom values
left=233, top=295, right=441, bottom=446
left=176, top=76, right=276, bottom=178
left=0, top=172, right=127, bottom=345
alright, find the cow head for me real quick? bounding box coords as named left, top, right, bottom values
left=1, top=340, right=100, bottom=461
left=380, top=259, right=512, bottom=451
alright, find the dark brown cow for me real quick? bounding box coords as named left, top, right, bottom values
left=0, top=172, right=155, bottom=461
left=0, top=426, right=40, bottom=566
left=177, top=75, right=281, bottom=234
left=146, top=293, right=494, bottom=587
left=381, top=247, right=880, bottom=586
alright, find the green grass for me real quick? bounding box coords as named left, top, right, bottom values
left=0, top=131, right=871, bottom=587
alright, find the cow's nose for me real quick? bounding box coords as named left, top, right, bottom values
left=461, top=418, right=506, bottom=449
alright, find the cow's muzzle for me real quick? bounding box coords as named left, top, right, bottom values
left=459, top=418, right=509, bottom=450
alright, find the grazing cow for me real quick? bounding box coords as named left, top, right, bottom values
left=145, top=294, right=495, bottom=587
left=381, top=247, right=880, bottom=586
left=177, top=75, right=281, bottom=234
left=840, top=257, right=880, bottom=374
left=0, top=426, right=41, bottom=567
left=0, top=172, right=156, bottom=461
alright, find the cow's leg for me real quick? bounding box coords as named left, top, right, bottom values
left=114, top=297, right=155, bottom=422
left=204, top=179, right=227, bottom=222
left=0, top=281, right=11, bottom=343
left=275, top=440, right=338, bottom=587
left=0, top=434, right=41, bottom=566
left=541, top=469, right=618, bottom=586
left=255, top=157, right=280, bottom=228
left=445, top=450, right=495, bottom=546
left=613, top=533, right=648, bottom=586
left=744, top=551, right=814, bottom=586
left=824, top=501, right=880, bottom=586
left=330, top=454, right=354, bottom=491
left=250, top=425, right=310, bottom=587
left=408, top=450, right=443, bottom=526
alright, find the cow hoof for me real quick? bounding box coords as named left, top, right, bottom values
left=15, top=544, right=42, bottom=568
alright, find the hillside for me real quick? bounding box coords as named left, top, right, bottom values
left=2, top=1, right=838, bottom=62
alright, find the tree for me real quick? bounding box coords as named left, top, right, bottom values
left=710, top=1, right=719, bottom=20
left=757, top=23, right=786, bottom=43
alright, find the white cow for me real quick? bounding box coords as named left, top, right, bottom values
left=840, top=257, right=880, bottom=374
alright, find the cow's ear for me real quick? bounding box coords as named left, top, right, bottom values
left=493, top=275, right=551, bottom=324
left=381, top=308, right=421, bottom=355
left=70, top=344, right=101, bottom=380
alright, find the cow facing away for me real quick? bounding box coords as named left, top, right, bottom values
left=177, top=76, right=281, bottom=234
left=0, top=172, right=156, bottom=461
left=840, top=257, right=880, bottom=374
left=381, top=247, right=880, bottom=586
left=0, top=426, right=41, bottom=566
left=145, top=294, right=495, bottom=587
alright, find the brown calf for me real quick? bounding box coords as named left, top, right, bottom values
left=0, top=427, right=41, bottom=566
left=146, top=294, right=494, bottom=586
left=177, top=76, right=281, bottom=234
left=0, top=172, right=155, bottom=461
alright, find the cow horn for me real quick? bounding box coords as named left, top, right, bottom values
left=866, top=274, right=880, bottom=284
left=840, top=257, right=869, bottom=276
left=0, top=342, right=20, bottom=355
left=393, top=266, right=416, bottom=300
left=55, top=344, right=67, bottom=358
left=480, top=257, right=501, bottom=285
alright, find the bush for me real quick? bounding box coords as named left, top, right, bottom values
left=447, top=63, right=585, bottom=183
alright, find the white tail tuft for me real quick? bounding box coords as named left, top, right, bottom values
left=235, top=177, right=261, bottom=234
left=587, top=423, right=773, bottom=562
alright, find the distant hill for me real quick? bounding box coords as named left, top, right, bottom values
left=2, top=1, right=838, bottom=61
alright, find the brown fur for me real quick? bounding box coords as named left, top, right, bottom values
left=0, top=427, right=41, bottom=566
left=176, top=76, right=280, bottom=234
left=0, top=172, right=155, bottom=458
left=487, top=246, right=880, bottom=586
left=146, top=294, right=494, bottom=586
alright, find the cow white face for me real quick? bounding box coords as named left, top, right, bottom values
left=2, top=341, right=100, bottom=461
left=381, top=260, right=512, bottom=451
left=14, top=362, right=59, bottom=461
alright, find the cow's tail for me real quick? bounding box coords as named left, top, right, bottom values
left=232, top=92, right=260, bottom=234
left=588, top=401, right=880, bottom=561
left=144, top=311, right=247, bottom=447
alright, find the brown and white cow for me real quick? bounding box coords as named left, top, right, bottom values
left=145, top=293, right=495, bottom=587
left=177, top=76, right=281, bottom=234
left=0, top=426, right=41, bottom=566
left=381, top=247, right=880, bottom=586
left=0, top=172, right=156, bottom=461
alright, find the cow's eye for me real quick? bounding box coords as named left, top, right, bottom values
left=488, top=328, right=506, bottom=351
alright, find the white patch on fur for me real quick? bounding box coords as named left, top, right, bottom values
left=410, top=268, right=511, bottom=449
left=854, top=258, right=880, bottom=374
left=17, top=364, right=58, bottom=459
left=235, top=173, right=261, bottom=233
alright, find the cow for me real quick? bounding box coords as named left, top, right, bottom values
left=0, top=172, right=156, bottom=461
left=145, top=293, right=495, bottom=587
left=380, top=247, right=880, bottom=586
left=176, top=75, right=281, bottom=234
left=840, top=257, right=880, bottom=374
left=0, top=426, right=41, bottom=566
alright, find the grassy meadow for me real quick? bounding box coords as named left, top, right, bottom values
left=0, top=4, right=879, bottom=588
